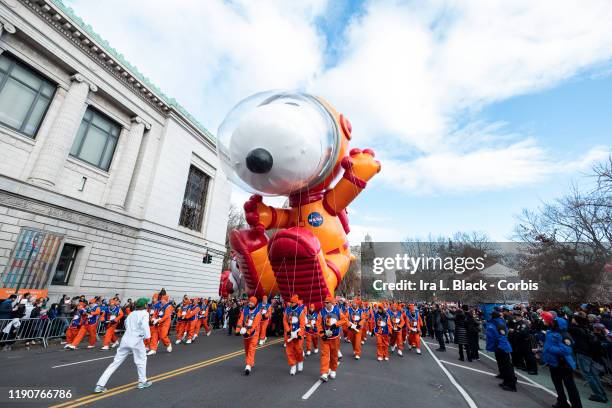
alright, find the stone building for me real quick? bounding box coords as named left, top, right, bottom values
left=0, top=0, right=231, bottom=301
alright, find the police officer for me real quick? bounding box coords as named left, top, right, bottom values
left=486, top=309, right=517, bottom=392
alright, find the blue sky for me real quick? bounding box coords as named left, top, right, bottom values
left=65, top=0, right=612, bottom=243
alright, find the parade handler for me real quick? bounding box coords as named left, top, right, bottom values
left=94, top=298, right=152, bottom=393
left=237, top=296, right=262, bottom=375
left=283, top=294, right=306, bottom=375
left=317, top=296, right=347, bottom=382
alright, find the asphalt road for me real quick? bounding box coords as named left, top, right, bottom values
left=0, top=331, right=587, bottom=408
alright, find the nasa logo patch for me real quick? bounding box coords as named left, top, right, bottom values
left=307, top=212, right=324, bottom=227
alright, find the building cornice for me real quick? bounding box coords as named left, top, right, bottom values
left=19, top=0, right=216, bottom=145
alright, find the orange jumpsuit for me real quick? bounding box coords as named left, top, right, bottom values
left=347, top=306, right=367, bottom=357
left=65, top=305, right=84, bottom=344
left=305, top=308, right=319, bottom=352
left=187, top=302, right=200, bottom=340
left=259, top=300, right=271, bottom=341
left=175, top=301, right=191, bottom=341
left=406, top=306, right=423, bottom=349
left=283, top=304, right=306, bottom=366
left=317, top=305, right=347, bottom=375
left=361, top=305, right=371, bottom=343
left=70, top=301, right=101, bottom=347
left=389, top=307, right=405, bottom=351
left=199, top=301, right=211, bottom=335
left=374, top=311, right=392, bottom=359
left=236, top=305, right=262, bottom=367
left=102, top=303, right=124, bottom=347
left=150, top=300, right=173, bottom=351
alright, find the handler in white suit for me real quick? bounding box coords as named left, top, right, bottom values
left=94, top=298, right=152, bottom=393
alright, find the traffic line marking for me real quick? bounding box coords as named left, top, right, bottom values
left=422, top=340, right=478, bottom=408
left=301, top=380, right=323, bottom=400
left=439, top=360, right=541, bottom=388
left=49, top=338, right=283, bottom=408
left=474, top=347, right=557, bottom=397
left=53, top=355, right=116, bottom=368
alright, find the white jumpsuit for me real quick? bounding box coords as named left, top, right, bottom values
left=97, top=309, right=151, bottom=386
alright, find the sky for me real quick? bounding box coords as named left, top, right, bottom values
left=64, top=0, right=612, bottom=243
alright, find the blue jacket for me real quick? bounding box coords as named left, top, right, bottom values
left=0, top=299, right=13, bottom=319
left=542, top=317, right=576, bottom=370
left=486, top=317, right=512, bottom=353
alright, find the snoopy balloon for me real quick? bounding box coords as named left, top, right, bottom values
left=217, top=91, right=380, bottom=308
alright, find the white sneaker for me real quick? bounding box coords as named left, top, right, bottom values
left=408, top=345, right=413, bottom=350
left=398, top=349, right=403, bottom=356
left=297, top=362, right=303, bottom=372
left=329, top=370, right=336, bottom=379
left=244, top=365, right=251, bottom=375
left=206, top=331, right=211, bottom=336
left=306, top=350, right=311, bottom=356
left=101, top=346, right=109, bottom=350
left=320, top=373, right=328, bottom=382
left=416, top=348, right=421, bottom=355
left=391, top=345, right=396, bottom=352
left=377, top=356, right=383, bottom=361
left=290, top=365, right=297, bottom=375
left=64, top=344, right=76, bottom=350
left=146, top=350, right=157, bottom=356
left=361, top=341, right=365, bottom=345
left=182, top=333, right=186, bottom=340
left=192, top=335, right=198, bottom=340
left=355, top=355, right=360, bottom=360
left=262, top=337, right=267, bottom=343
left=175, top=339, right=181, bottom=344
left=314, top=348, right=319, bottom=354
left=111, top=341, right=119, bottom=348
left=186, top=339, right=192, bottom=344
left=338, top=350, right=343, bottom=359
left=283, top=343, right=286, bottom=348
left=167, top=345, right=173, bottom=353
left=138, top=381, right=152, bottom=389
left=258, top=340, right=264, bottom=346
left=60, top=341, right=67, bottom=345
left=384, top=356, right=389, bottom=361
left=87, top=345, right=95, bottom=349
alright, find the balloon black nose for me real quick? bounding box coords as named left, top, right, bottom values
left=246, top=148, right=273, bottom=174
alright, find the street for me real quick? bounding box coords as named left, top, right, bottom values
left=0, top=330, right=592, bottom=408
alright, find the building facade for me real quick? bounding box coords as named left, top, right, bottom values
left=0, top=0, right=231, bottom=300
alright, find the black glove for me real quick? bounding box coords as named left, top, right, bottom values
left=331, top=323, right=337, bottom=330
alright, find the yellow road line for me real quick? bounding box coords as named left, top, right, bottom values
left=50, top=339, right=283, bottom=408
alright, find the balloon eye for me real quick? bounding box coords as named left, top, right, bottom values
left=246, top=148, right=273, bottom=173
left=340, top=114, right=352, bottom=140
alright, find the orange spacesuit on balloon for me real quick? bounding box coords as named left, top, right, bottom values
left=225, top=93, right=381, bottom=309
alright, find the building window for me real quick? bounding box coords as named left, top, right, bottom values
left=52, top=244, right=81, bottom=285
left=70, top=107, right=120, bottom=171
left=0, top=54, right=55, bottom=138
left=179, top=165, right=211, bottom=231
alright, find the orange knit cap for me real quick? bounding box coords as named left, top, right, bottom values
left=249, top=296, right=258, bottom=304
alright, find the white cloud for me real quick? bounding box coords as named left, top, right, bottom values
left=379, top=142, right=609, bottom=194
left=66, top=0, right=612, bottom=196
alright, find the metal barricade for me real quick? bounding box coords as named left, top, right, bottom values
left=44, top=317, right=72, bottom=342
left=0, top=318, right=49, bottom=348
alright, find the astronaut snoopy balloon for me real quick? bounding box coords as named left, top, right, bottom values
left=218, top=91, right=381, bottom=308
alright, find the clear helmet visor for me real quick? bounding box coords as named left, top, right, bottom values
left=217, top=91, right=340, bottom=196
